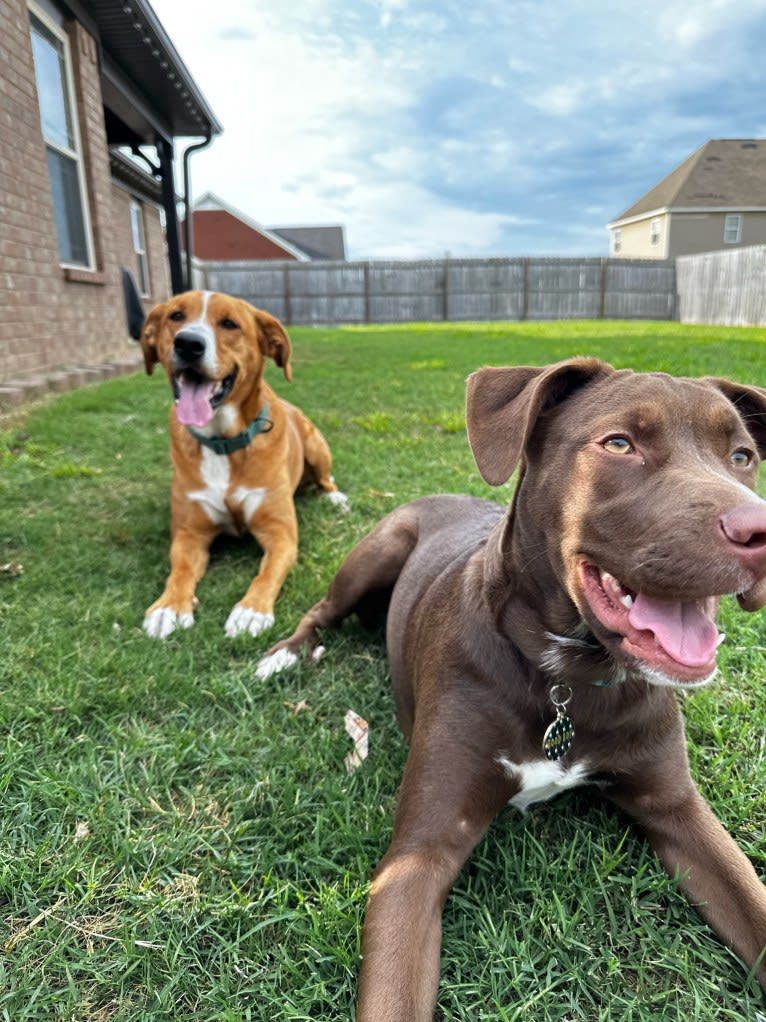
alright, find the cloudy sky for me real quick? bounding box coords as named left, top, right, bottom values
left=149, top=0, right=766, bottom=261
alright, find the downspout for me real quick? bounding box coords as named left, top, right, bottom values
left=183, top=133, right=214, bottom=291
left=157, top=136, right=184, bottom=295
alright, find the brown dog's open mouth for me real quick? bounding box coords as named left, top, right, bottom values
left=578, top=560, right=721, bottom=684
left=172, top=368, right=237, bottom=428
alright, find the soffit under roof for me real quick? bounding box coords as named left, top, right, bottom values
left=83, top=0, right=223, bottom=142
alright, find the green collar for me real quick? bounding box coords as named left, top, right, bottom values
left=187, top=403, right=271, bottom=455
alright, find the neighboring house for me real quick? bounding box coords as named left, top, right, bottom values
left=0, top=0, right=222, bottom=389
left=270, top=224, right=347, bottom=261
left=188, top=193, right=347, bottom=262
left=608, top=139, right=766, bottom=259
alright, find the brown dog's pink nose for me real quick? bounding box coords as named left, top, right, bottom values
left=719, top=504, right=766, bottom=575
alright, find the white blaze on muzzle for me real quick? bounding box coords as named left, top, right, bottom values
left=172, top=292, right=221, bottom=428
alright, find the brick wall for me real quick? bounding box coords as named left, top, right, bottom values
left=0, top=0, right=170, bottom=384
left=112, top=184, right=169, bottom=309
left=189, top=209, right=299, bottom=261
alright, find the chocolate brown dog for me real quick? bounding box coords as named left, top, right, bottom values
left=258, top=358, right=766, bottom=1019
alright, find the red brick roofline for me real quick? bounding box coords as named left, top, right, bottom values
left=191, top=192, right=310, bottom=261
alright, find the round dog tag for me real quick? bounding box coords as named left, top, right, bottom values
left=542, top=712, right=575, bottom=761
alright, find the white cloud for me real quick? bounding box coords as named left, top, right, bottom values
left=377, top=0, right=408, bottom=30
left=347, top=182, right=528, bottom=259
left=529, top=82, right=587, bottom=117
left=150, top=0, right=766, bottom=259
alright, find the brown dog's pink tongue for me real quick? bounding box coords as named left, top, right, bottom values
left=628, top=594, right=718, bottom=667
left=175, top=379, right=215, bottom=427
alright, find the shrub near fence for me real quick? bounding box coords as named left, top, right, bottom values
left=194, top=256, right=677, bottom=326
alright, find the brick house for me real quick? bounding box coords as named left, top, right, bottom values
left=188, top=192, right=347, bottom=262
left=608, top=139, right=766, bottom=259
left=0, top=0, right=222, bottom=400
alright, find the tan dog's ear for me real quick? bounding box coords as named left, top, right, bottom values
left=466, top=357, right=612, bottom=486
left=253, top=307, right=293, bottom=381
left=140, top=303, right=165, bottom=375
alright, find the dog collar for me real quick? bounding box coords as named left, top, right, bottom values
left=187, top=403, right=272, bottom=455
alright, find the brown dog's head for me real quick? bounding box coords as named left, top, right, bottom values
left=467, top=358, right=766, bottom=689
left=140, top=291, right=292, bottom=428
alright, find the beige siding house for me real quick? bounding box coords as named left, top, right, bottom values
left=608, top=139, right=766, bottom=259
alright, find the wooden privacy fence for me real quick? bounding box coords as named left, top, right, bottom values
left=193, top=256, right=677, bottom=326
left=676, top=245, right=766, bottom=325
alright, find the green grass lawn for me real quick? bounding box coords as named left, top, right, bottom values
left=2, top=319, right=766, bottom=1021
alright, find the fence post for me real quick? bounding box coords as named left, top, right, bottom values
left=443, top=257, right=449, bottom=320
left=599, top=257, right=607, bottom=319
left=283, top=263, right=292, bottom=325
left=364, top=262, right=370, bottom=324
left=521, top=258, right=529, bottom=320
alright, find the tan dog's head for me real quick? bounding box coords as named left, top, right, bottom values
left=140, top=291, right=292, bottom=428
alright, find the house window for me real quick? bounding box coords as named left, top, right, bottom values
left=612, top=229, right=622, bottom=254
left=130, top=200, right=150, bottom=295
left=29, top=6, right=94, bottom=269
left=650, top=218, right=661, bottom=246
left=724, top=214, right=742, bottom=244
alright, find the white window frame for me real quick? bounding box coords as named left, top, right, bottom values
left=29, top=1, right=95, bottom=270
left=130, top=200, right=150, bottom=296
left=724, top=213, right=742, bottom=244
left=612, top=228, right=622, bottom=254
left=650, top=218, right=661, bottom=246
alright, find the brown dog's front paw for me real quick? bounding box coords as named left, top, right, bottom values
left=255, top=642, right=325, bottom=680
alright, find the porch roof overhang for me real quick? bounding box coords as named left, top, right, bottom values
left=84, top=0, right=223, bottom=144
left=75, top=0, right=223, bottom=293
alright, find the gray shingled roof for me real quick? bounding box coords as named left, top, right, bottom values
left=270, top=226, right=347, bottom=261
left=612, top=139, right=766, bottom=223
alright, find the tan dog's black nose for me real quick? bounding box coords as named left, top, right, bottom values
left=174, top=329, right=206, bottom=363
left=719, top=503, right=766, bottom=575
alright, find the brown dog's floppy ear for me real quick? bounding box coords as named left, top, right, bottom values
left=253, top=307, right=293, bottom=381
left=139, top=303, right=165, bottom=375
left=702, top=378, right=766, bottom=457
left=466, top=357, right=612, bottom=486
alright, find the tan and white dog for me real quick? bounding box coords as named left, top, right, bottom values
left=140, top=289, right=348, bottom=639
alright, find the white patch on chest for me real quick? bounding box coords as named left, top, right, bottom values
left=498, top=756, right=590, bottom=813
left=187, top=449, right=267, bottom=532
left=188, top=447, right=233, bottom=529
left=232, top=485, right=266, bottom=522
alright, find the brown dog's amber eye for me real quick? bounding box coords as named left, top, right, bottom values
left=731, top=448, right=753, bottom=468
left=220, top=318, right=239, bottom=330
left=603, top=436, right=633, bottom=455
left=169, top=310, right=185, bottom=321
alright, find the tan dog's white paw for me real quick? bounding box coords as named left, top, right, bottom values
left=143, top=607, right=194, bottom=638
left=326, top=490, right=350, bottom=513
left=225, top=605, right=275, bottom=638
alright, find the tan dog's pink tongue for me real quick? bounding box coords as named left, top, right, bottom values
left=175, top=379, right=215, bottom=427
left=628, top=594, right=718, bottom=667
